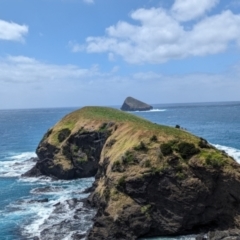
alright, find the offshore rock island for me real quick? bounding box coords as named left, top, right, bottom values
left=121, top=96, right=153, bottom=111
left=24, top=107, right=240, bottom=239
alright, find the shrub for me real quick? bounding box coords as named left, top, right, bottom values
left=134, top=141, right=148, bottom=152
left=117, top=176, right=126, bottom=188
left=77, top=156, right=87, bottom=163
left=150, top=135, right=158, bottom=142
left=178, top=142, right=200, bottom=159
left=58, top=128, right=71, bottom=143
left=150, top=166, right=167, bottom=175
left=205, top=154, right=225, bottom=168
left=114, top=160, right=121, bottom=167
left=99, top=122, right=108, bottom=132
left=112, top=160, right=123, bottom=172
left=71, top=144, right=79, bottom=152
left=160, top=143, right=173, bottom=156
left=144, top=160, right=151, bottom=168
left=122, top=151, right=134, bottom=165
left=141, top=204, right=151, bottom=214
left=103, top=187, right=110, bottom=201
left=176, top=171, right=186, bottom=180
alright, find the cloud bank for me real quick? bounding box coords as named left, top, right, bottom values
left=0, top=55, right=101, bottom=84
left=73, top=0, right=240, bottom=64
left=1, top=55, right=240, bottom=109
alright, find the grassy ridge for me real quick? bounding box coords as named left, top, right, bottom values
left=53, top=106, right=198, bottom=143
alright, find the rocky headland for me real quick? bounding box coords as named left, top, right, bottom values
left=24, top=106, right=240, bottom=239
left=121, top=96, right=153, bottom=111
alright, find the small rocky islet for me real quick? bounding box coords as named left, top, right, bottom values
left=121, top=96, right=153, bottom=111
left=24, top=106, right=240, bottom=240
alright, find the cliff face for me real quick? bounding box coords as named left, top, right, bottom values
left=25, top=107, right=240, bottom=239
left=121, top=96, right=153, bottom=111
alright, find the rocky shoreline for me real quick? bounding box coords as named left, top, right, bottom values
left=23, top=107, right=240, bottom=240
left=23, top=163, right=240, bottom=240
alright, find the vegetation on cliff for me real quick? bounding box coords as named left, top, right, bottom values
left=25, top=106, right=240, bottom=239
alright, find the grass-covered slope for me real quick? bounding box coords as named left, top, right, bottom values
left=28, top=106, right=240, bottom=239
left=48, top=106, right=200, bottom=149
left=34, top=106, right=237, bottom=179
left=47, top=106, right=233, bottom=169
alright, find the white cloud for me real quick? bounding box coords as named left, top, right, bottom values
left=0, top=55, right=240, bottom=109
left=171, top=0, right=219, bottom=21
left=80, top=5, right=240, bottom=64
left=0, top=19, right=28, bottom=42
left=68, top=41, right=85, bottom=52
left=0, top=55, right=99, bottom=83
left=83, top=0, right=94, bottom=4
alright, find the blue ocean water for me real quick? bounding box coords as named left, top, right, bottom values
left=0, top=102, right=240, bottom=239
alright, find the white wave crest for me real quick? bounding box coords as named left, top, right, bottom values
left=17, top=178, right=95, bottom=239
left=0, top=152, right=36, bottom=177
left=214, top=144, right=240, bottom=164
left=149, top=109, right=166, bottom=112
left=133, top=109, right=166, bottom=113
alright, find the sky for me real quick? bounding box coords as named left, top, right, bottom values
left=1, top=0, right=240, bottom=109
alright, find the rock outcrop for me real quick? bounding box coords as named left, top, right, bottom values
left=24, top=108, right=114, bottom=180
left=24, top=106, right=240, bottom=239
left=121, top=96, right=153, bottom=111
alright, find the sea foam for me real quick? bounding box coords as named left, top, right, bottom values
left=214, top=144, right=240, bottom=164
left=133, top=109, right=166, bottom=113
left=0, top=152, right=36, bottom=177
left=19, top=178, right=95, bottom=239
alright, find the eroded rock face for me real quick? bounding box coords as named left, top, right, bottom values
left=87, top=153, right=240, bottom=239
left=24, top=126, right=111, bottom=180
left=121, top=96, right=153, bottom=111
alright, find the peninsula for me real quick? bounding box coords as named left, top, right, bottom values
left=24, top=106, right=240, bottom=239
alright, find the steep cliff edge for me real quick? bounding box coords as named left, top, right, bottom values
left=24, top=107, right=240, bottom=239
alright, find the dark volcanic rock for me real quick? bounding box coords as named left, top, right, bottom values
left=21, top=107, right=240, bottom=239
left=38, top=198, right=95, bottom=240
left=25, top=130, right=111, bottom=180
left=121, top=96, right=153, bottom=111
left=87, top=160, right=240, bottom=240
left=23, top=116, right=115, bottom=180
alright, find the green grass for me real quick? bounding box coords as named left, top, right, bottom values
left=141, top=204, right=151, bottom=214
left=46, top=106, right=202, bottom=151
left=59, top=107, right=198, bottom=140
left=200, top=150, right=227, bottom=168
left=77, top=156, right=88, bottom=163
left=176, top=171, right=186, bottom=179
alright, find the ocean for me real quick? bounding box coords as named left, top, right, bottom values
left=0, top=102, right=240, bottom=239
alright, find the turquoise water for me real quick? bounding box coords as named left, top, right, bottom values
left=0, top=102, right=240, bottom=239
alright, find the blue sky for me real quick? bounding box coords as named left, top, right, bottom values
left=1, top=0, right=240, bottom=109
